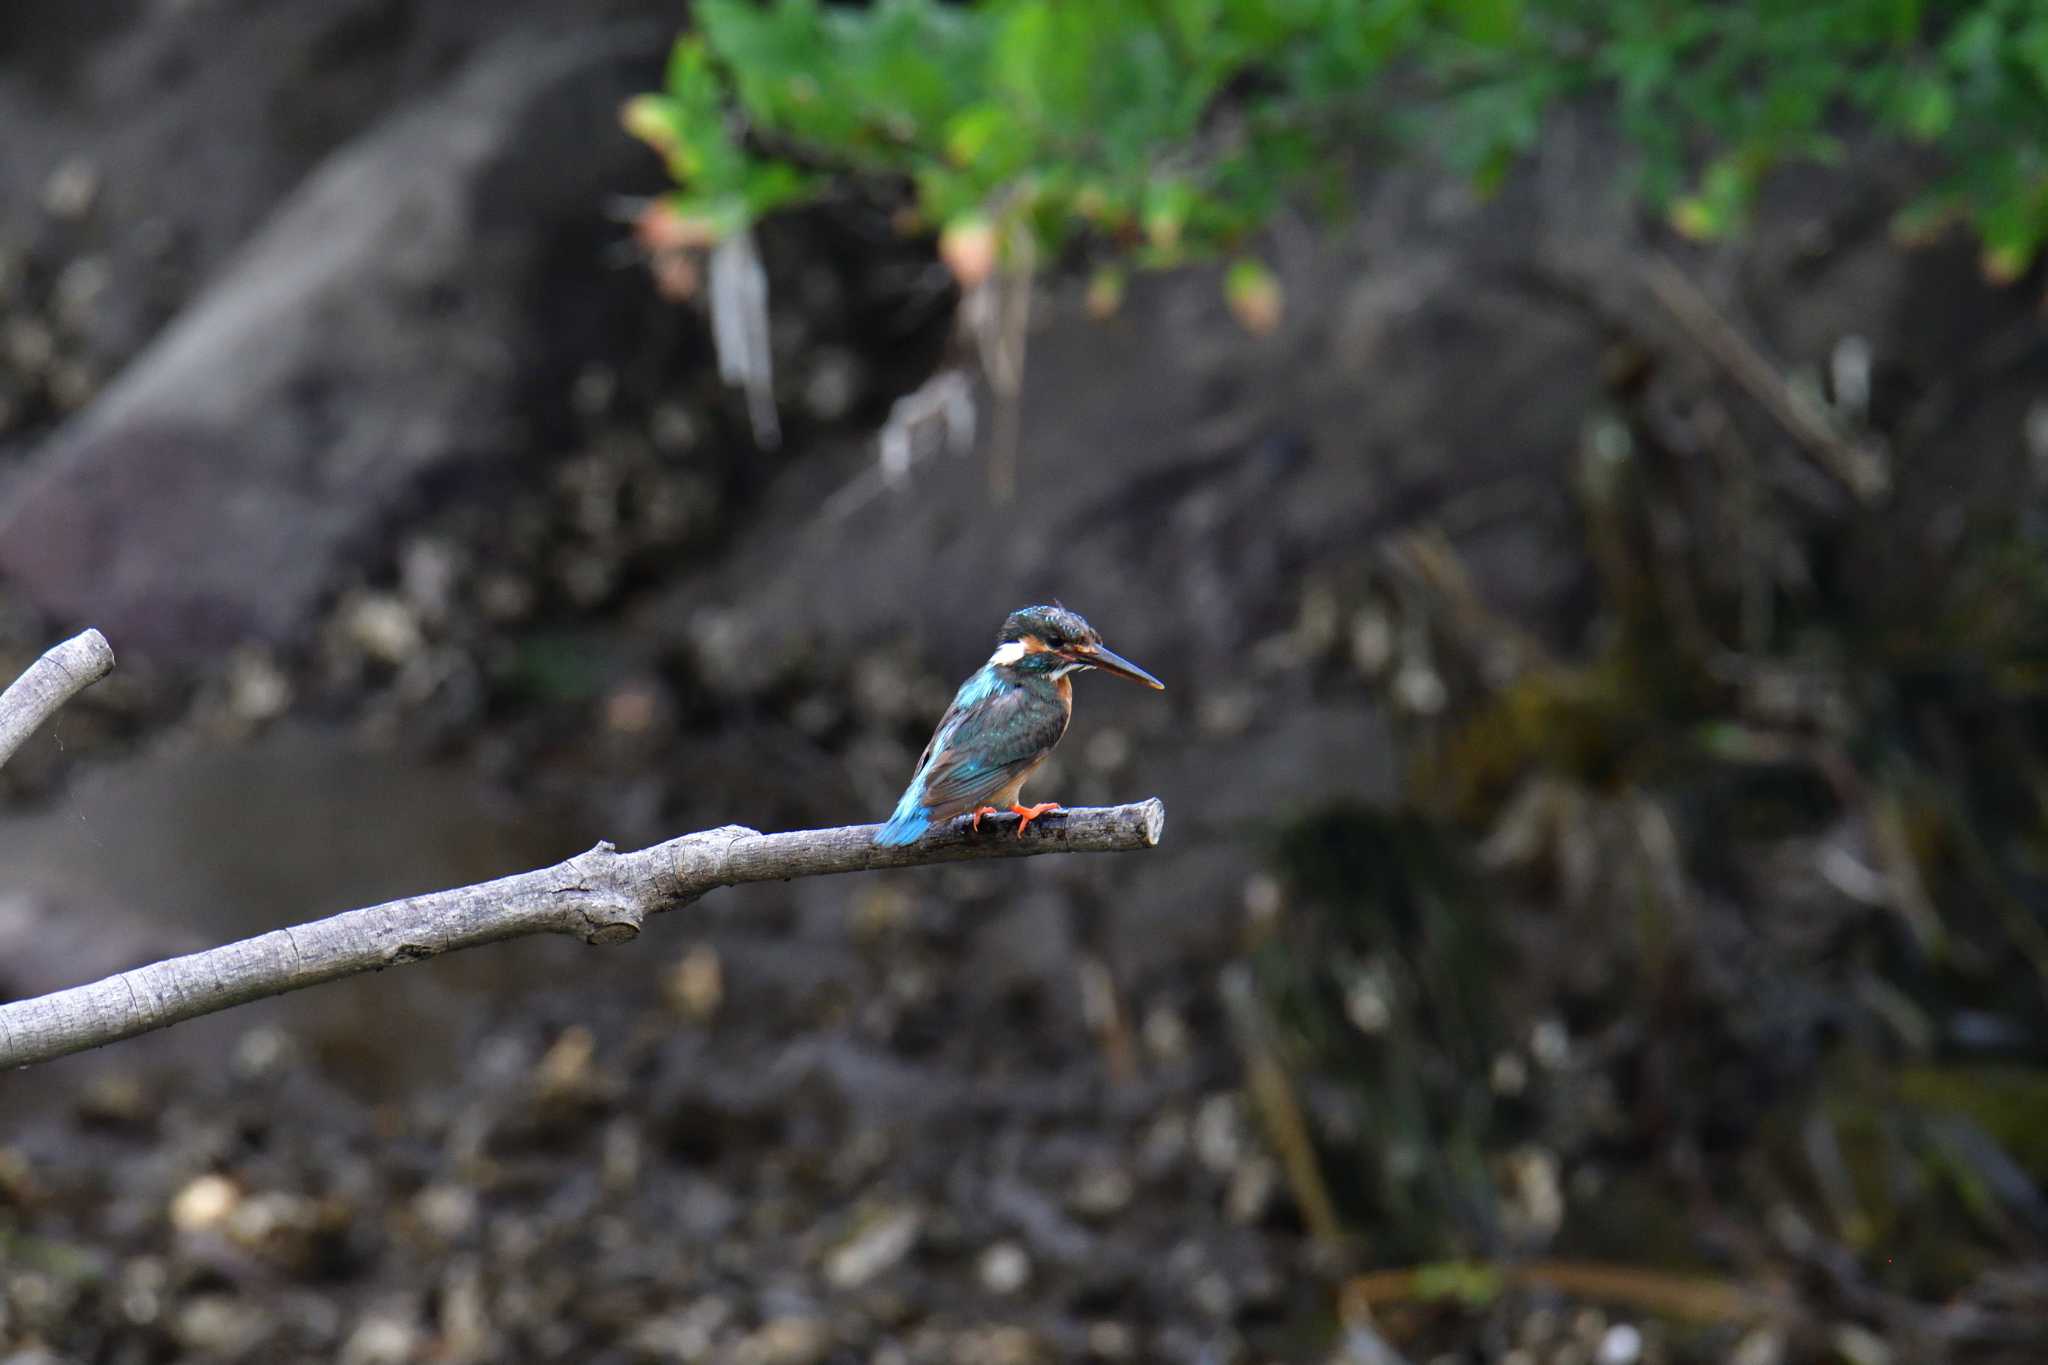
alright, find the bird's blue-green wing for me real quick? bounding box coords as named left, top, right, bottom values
left=911, top=681, right=1070, bottom=822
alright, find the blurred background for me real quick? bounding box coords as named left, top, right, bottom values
left=2, top=2, right=2046, bottom=1362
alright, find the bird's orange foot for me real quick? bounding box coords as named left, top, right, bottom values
left=968, top=805, right=1001, bottom=833
left=1008, top=802, right=1064, bottom=837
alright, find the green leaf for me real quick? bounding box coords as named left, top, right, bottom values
left=1671, top=155, right=1759, bottom=240
left=1142, top=176, right=1201, bottom=252
left=944, top=103, right=1022, bottom=171
left=1449, top=0, right=1524, bottom=49
left=1224, top=257, right=1283, bottom=334
left=620, top=95, right=686, bottom=152
left=620, top=0, right=2048, bottom=326
left=1891, top=189, right=1963, bottom=245
left=1897, top=71, right=1955, bottom=141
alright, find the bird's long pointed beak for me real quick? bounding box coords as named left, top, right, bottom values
left=1072, top=642, right=1165, bottom=689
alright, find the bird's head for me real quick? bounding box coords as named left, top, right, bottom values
left=992, top=605, right=1165, bottom=689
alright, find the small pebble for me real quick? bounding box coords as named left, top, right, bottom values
left=1141, top=1004, right=1191, bottom=1063
left=53, top=257, right=110, bottom=328
left=42, top=158, right=99, bottom=219
left=413, top=1185, right=478, bottom=1242
left=399, top=538, right=462, bottom=622
left=225, top=650, right=293, bottom=724
left=533, top=1025, right=597, bottom=1100
left=1189, top=1270, right=1235, bottom=1320
left=650, top=402, right=697, bottom=452
left=1351, top=603, right=1394, bottom=675
left=340, top=1312, right=421, bottom=1365
left=76, top=1072, right=149, bottom=1126
left=664, top=944, right=725, bottom=1021
left=344, top=594, right=424, bottom=665
left=823, top=1206, right=920, bottom=1289
left=1069, top=1163, right=1135, bottom=1219
left=1731, top=1328, right=1786, bottom=1365
left=732, top=1317, right=830, bottom=1365
left=1137, top=1109, right=1190, bottom=1176
left=978, top=1241, right=1031, bottom=1295
left=1242, top=873, right=1284, bottom=928
left=1393, top=661, right=1447, bottom=714
left=1225, top=1156, right=1278, bottom=1224
left=1531, top=1018, right=1572, bottom=1068
left=169, top=1174, right=239, bottom=1232
left=1086, top=1321, right=1136, bottom=1360
left=602, top=1118, right=642, bottom=1191
left=4, top=318, right=55, bottom=374
left=1192, top=1094, right=1247, bottom=1174
left=1343, top=968, right=1393, bottom=1035
left=47, top=359, right=96, bottom=409
left=1597, top=1323, right=1643, bottom=1365
left=476, top=573, right=535, bottom=622
left=1830, top=1323, right=1890, bottom=1365
left=175, top=1295, right=270, bottom=1356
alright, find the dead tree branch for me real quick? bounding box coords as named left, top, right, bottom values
left=0, top=628, right=114, bottom=769
left=0, top=630, right=1166, bottom=1071
left=1638, top=256, right=1891, bottom=502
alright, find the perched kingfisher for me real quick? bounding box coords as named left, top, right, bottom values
left=874, top=605, right=1165, bottom=846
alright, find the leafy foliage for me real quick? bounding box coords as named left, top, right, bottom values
left=624, top=0, right=2048, bottom=313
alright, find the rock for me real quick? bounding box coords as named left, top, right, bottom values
left=1224, top=1157, right=1278, bottom=1225
left=664, top=944, right=725, bottom=1022
left=951, top=1327, right=1045, bottom=1365
left=73, top=1071, right=150, bottom=1128
left=39, top=159, right=98, bottom=221
left=413, top=1185, right=479, bottom=1243
left=340, top=1311, right=424, bottom=1365
left=1140, top=1003, right=1192, bottom=1064
left=1086, top=1322, right=1137, bottom=1360
left=823, top=1206, right=921, bottom=1289
left=168, top=1173, right=240, bottom=1232
left=626, top=1296, right=734, bottom=1360
left=1830, top=1324, right=1890, bottom=1365
left=731, top=1318, right=830, bottom=1365
left=1069, top=1164, right=1136, bottom=1220
left=224, top=647, right=294, bottom=723
left=977, top=1241, right=1031, bottom=1295
left=0, top=25, right=668, bottom=659
left=174, top=1295, right=274, bottom=1357
left=343, top=594, right=424, bottom=666
left=1192, top=1094, right=1248, bottom=1175
left=533, top=1025, right=600, bottom=1102
left=1731, top=1329, right=1786, bottom=1365
left=1597, top=1324, right=1644, bottom=1365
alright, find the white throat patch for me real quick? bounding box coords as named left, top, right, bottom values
left=1049, top=662, right=1088, bottom=679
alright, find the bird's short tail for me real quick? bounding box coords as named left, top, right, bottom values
left=873, top=803, right=931, bottom=847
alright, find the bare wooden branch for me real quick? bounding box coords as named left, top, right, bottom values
left=0, top=629, right=114, bottom=770
left=0, top=799, right=1167, bottom=1071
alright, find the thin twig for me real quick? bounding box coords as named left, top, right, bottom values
left=1343, top=1258, right=1771, bottom=1326
left=0, top=628, right=114, bottom=770
left=1638, top=256, right=1890, bottom=502
left=1220, top=964, right=1345, bottom=1248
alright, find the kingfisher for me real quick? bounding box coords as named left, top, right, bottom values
left=874, top=605, right=1165, bottom=846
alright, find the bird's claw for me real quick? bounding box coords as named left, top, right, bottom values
left=1008, top=802, right=1063, bottom=837
left=964, top=803, right=1063, bottom=836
